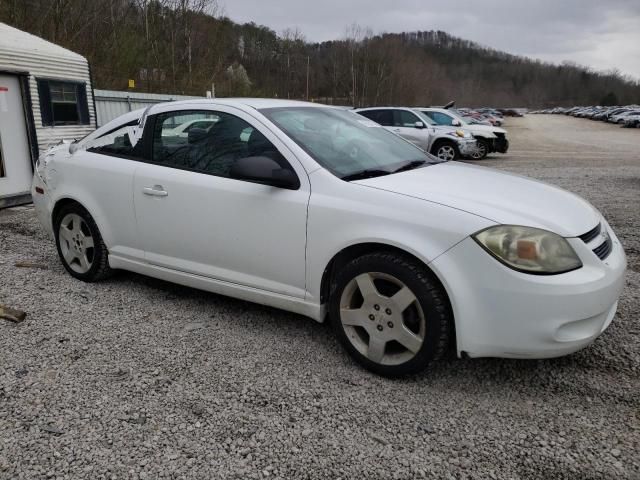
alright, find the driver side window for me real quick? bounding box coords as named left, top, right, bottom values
left=151, top=110, right=290, bottom=178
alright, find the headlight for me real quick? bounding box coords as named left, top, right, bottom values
left=473, top=225, right=582, bottom=274
left=455, top=129, right=465, bottom=138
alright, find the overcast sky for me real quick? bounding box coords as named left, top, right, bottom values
left=220, top=0, right=640, bottom=80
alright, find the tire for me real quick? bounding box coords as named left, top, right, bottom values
left=431, top=141, right=459, bottom=161
left=53, top=202, right=113, bottom=282
left=329, top=252, right=452, bottom=377
left=469, top=139, right=489, bottom=160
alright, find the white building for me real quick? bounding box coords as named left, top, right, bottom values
left=0, top=22, right=96, bottom=208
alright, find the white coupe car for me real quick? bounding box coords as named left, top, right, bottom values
left=32, top=99, right=626, bottom=376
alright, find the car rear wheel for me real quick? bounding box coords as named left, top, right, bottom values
left=54, top=203, right=113, bottom=282
left=330, top=252, right=452, bottom=376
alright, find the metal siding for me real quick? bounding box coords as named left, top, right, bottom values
left=0, top=33, right=96, bottom=152
left=94, top=89, right=202, bottom=126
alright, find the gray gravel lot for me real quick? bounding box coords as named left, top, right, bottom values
left=1, top=114, right=639, bottom=479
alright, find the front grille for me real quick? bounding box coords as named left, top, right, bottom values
left=579, top=223, right=601, bottom=243
left=579, top=223, right=612, bottom=261
left=494, top=132, right=505, bottom=139
left=593, top=236, right=613, bottom=260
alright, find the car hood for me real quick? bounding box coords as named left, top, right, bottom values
left=355, top=162, right=600, bottom=237
left=464, top=123, right=506, bottom=135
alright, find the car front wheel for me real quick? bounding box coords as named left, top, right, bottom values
left=330, top=252, right=452, bottom=376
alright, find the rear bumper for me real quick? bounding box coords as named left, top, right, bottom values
left=31, top=173, right=54, bottom=238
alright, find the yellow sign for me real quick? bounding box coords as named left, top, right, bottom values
left=128, top=79, right=135, bottom=88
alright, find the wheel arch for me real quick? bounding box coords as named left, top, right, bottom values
left=51, top=196, right=110, bottom=247
left=429, top=137, right=457, bottom=154
left=51, top=197, right=84, bottom=226
left=319, top=241, right=456, bottom=351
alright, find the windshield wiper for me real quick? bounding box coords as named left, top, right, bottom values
left=392, top=160, right=428, bottom=173
left=341, top=169, right=391, bottom=181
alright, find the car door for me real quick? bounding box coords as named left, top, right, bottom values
left=390, top=110, right=430, bottom=150
left=133, top=106, right=310, bottom=299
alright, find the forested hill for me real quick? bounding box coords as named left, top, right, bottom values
left=2, top=0, right=639, bottom=107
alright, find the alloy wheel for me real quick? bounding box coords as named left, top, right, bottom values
left=58, top=213, right=95, bottom=274
left=339, top=272, right=426, bottom=366
left=436, top=145, right=456, bottom=161
left=470, top=142, right=487, bottom=159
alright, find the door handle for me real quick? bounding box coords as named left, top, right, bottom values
left=142, top=185, right=168, bottom=197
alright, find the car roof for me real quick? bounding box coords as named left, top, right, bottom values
left=148, top=98, right=327, bottom=113
left=355, top=106, right=416, bottom=111
left=416, top=107, right=453, bottom=114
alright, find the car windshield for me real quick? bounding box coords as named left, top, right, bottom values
left=260, top=107, right=442, bottom=179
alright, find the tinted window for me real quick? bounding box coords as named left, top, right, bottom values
left=395, top=110, right=423, bottom=127
left=152, top=110, right=289, bottom=178
left=358, top=109, right=393, bottom=126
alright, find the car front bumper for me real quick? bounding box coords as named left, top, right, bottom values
left=457, top=138, right=479, bottom=156
left=493, top=136, right=509, bottom=153
left=430, top=221, right=626, bottom=359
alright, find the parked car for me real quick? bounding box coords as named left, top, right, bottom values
left=161, top=117, right=218, bottom=138
left=419, top=107, right=508, bottom=159
left=354, top=107, right=478, bottom=160
left=32, top=99, right=626, bottom=377
left=622, top=113, right=640, bottom=128
left=610, top=110, right=640, bottom=124
left=497, top=109, right=523, bottom=117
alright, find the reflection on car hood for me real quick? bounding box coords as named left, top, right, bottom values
left=464, top=123, right=506, bottom=135
left=355, top=161, right=600, bottom=237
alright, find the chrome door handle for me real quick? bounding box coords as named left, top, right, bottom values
left=142, top=186, right=168, bottom=197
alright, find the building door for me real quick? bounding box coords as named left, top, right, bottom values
left=0, top=74, right=33, bottom=206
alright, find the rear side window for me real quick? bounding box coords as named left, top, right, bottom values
left=152, top=110, right=290, bottom=178
left=36, top=79, right=90, bottom=126
left=393, top=110, right=421, bottom=127
left=86, top=120, right=142, bottom=158
left=357, top=109, right=393, bottom=126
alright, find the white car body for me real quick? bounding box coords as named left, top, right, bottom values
left=419, top=108, right=510, bottom=155
left=32, top=98, right=626, bottom=361
left=353, top=107, right=478, bottom=159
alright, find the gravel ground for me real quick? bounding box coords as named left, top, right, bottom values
left=1, top=114, right=639, bottom=479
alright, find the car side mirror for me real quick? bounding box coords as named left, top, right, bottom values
left=230, top=156, right=300, bottom=190
left=414, top=121, right=425, bottom=129
left=451, top=119, right=461, bottom=127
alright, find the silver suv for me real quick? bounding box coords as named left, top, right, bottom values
left=354, top=107, right=478, bottom=160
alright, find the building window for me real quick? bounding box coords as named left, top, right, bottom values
left=36, top=79, right=90, bottom=126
